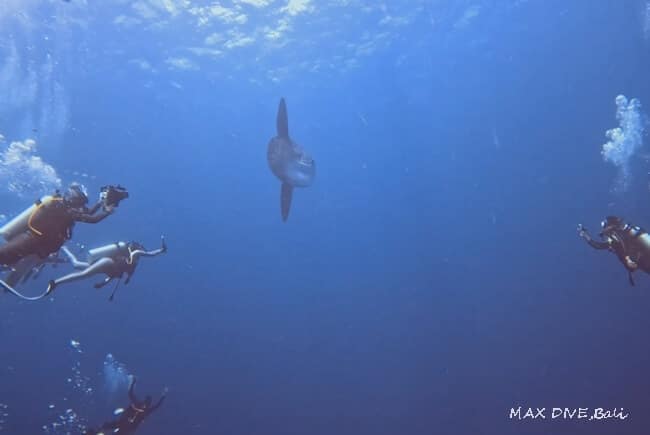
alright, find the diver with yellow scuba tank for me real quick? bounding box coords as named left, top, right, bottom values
left=578, top=215, right=650, bottom=286
left=0, top=184, right=128, bottom=300
left=46, top=236, right=167, bottom=300
left=0, top=183, right=127, bottom=266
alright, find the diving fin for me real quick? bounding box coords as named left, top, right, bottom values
left=281, top=182, right=293, bottom=222
left=109, top=278, right=121, bottom=301
left=0, top=278, right=51, bottom=301
left=276, top=98, right=289, bottom=139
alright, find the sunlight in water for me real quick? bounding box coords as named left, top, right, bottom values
left=103, top=353, right=132, bottom=398
left=0, top=135, right=61, bottom=198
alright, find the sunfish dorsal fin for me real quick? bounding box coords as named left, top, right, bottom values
left=276, top=98, right=289, bottom=138
left=281, top=182, right=293, bottom=222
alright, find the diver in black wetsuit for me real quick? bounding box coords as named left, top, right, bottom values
left=578, top=215, right=650, bottom=286
left=0, top=184, right=127, bottom=267
left=47, top=238, right=167, bottom=297
left=85, top=377, right=166, bottom=435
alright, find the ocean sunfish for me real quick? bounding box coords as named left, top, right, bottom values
left=267, top=98, right=315, bottom=221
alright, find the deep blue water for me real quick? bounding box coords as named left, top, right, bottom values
left=1, top=0, right=650, bottom=434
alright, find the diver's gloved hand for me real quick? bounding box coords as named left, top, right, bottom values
left=624, top=256, right=638, bottom=270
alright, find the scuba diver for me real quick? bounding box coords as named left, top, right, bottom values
left=578, top=215, right=650, bottom=286
left=0, top=184, right=128, bottom=267
left=85, top=377, right=167, bottom=435
left=46, top=236, right=167, bottom=299
left=0, top=184, right=128, bottom=300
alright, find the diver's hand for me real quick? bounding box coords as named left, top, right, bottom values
left=104, top=204, right=115, bottom=213
left=625, top=256, right=638, bottom=270
left=577, top=224, right=588, bottom=238
left=161, top=236, right=167, bottom=253
left=162, top=387, right=169, bottom=396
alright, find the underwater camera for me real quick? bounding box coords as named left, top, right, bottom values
left=100, top=185, right=129, bottom=208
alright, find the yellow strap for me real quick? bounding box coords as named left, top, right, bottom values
left=28, top=197, right=63, bottom=236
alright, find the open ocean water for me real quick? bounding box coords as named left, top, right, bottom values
left=1, top=0, right=650, bottom=434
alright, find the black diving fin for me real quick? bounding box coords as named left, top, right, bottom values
left=0, top=278, right=51, bottom=301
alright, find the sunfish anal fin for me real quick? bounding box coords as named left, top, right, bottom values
left=281, top=182, right=293, bottom=222
left=277, top=98, right=289, bottom=139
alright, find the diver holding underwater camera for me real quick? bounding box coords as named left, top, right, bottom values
left=0, top=183, right=129, bottom=269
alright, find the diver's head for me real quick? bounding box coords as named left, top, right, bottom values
left=64, top=183, right=88, bottom=208
left=144, top=396, right=152, bottom=407
left=600, top=215, right=624, bottom=236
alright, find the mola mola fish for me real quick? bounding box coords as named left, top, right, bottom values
left=267, top=98, right=315, bottom=221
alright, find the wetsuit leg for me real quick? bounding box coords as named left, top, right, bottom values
left=0, top=232, right=40, bottom=266
left=101, top=420, right=120, bottom=430
left=4, top=255, right=40, bottom=286
left=52, top=258, right=115, bottom=289
left=85, top=420, right=119, bottom=434
left=61, top=245, right=90, bottom=269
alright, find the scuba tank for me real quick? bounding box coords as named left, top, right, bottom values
left=0, top=196, right=55, bottom=241
left=618, top=224, right=650, bottom=250
left=88, top=242, right=129, bottom=263
left=636, top=232, right=650, bottom=272
left=615, top=224, right=650, bottom=271
left=633, top=227, right=650, bottom=251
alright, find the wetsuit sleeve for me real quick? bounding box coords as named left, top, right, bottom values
left=87, top=201, right=102, bottom=214
left=61, top=246, right=90, bottom=269
left=586, top=239, right=609, bottom=250
left=583, top=233, right=609, bottom=250
left=150, top=395, right=166, bottom=412
left=129, top=378, right=138, bottom=403
left=71, top=208, right=112, bottom=224
left=130, top=248, right=165, bottom=259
